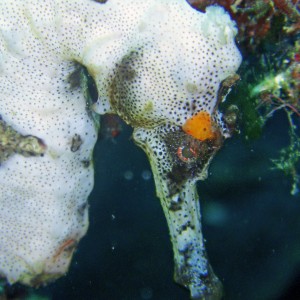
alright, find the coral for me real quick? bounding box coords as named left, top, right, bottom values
left=189, top=0, right=300, bottom=195
left=271, top=111, right=300, bottom=195
left=189, top=0, right=300, bottom=52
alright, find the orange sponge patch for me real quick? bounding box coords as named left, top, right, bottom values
left=182, top=111, right=216, bottom=141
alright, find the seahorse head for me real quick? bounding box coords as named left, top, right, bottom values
left=92, top=5, right=241, bottom=134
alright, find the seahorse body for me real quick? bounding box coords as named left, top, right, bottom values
left=0, top=0, right=241, bottom=297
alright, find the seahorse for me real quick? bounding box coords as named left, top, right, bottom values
left=0, top=0, right=241, bottom=298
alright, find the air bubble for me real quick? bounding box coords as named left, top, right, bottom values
left=141, top=170, right=152, bottom=181
left=140, top=287, right=153, bottom=299
left=123, top=170, right=134, bottom=180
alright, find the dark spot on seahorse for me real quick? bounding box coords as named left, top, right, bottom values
left=82, top=160, right=90, bottom=168
left=92, top=0, right=108, bottom=3
left=71, top=134, right=83, bottom=152
left=77, top=202, right=88, bottom=217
